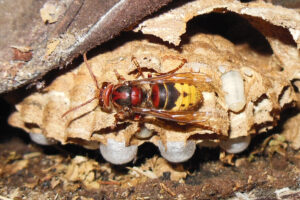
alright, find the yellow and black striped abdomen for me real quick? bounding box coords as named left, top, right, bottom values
left=151, top=82, right=202, bottom=111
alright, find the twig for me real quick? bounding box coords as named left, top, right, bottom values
left=127, top=167, right=157, bottom=179
left=160, top=183, right=176, bottom=197
left=98, top=180, right=120, bottom=185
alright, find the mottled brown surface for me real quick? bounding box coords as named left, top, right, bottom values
left=0, top=0, right=172, bottom=94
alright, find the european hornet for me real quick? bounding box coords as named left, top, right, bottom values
left=63, top=54, right=228, bottom=134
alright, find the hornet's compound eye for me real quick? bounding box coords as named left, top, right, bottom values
left=100, top=83, right=113, bottom=110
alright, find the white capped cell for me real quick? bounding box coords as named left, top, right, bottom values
left=158, top=140, right=196, bottom=163
left=221, top=70, right=246, bottom=112
left=219, top=136, right=251, bottom=154
left=99, top=139, right=138, bottom=165
left=29, top=132, right=55, bottom=146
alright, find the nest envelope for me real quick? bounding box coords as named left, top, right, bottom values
left=8, top=33, right=297, bottom=162
left=7, top=0, right=300, bottom=164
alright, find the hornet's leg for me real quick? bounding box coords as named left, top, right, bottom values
left=157, top=55, right=187, bottom=75
left=131, top=56, right=145, bottom=78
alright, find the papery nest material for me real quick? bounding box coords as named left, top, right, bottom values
left=6, top=0, right=300, bottom=163
left=8, top=32, right=297, bottom=163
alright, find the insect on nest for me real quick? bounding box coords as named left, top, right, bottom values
left=8, top=34, right=298, bottom=165
left=62, top=53, right=229, bottom=135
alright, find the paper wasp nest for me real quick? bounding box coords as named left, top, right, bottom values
left=8, top=30, right=297, bottom=164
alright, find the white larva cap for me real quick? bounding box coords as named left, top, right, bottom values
left=99, top=138, right=138, bottom=165
left=221, top=70, right=246, bottom=112
left=219, top=136, right=251, bottom=154
left=29, top=132, right=55, bottom=146
left=158, top=140, right=196, bottom=163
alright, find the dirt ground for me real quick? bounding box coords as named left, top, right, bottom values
left=0, top=98, right=300, bottom=200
